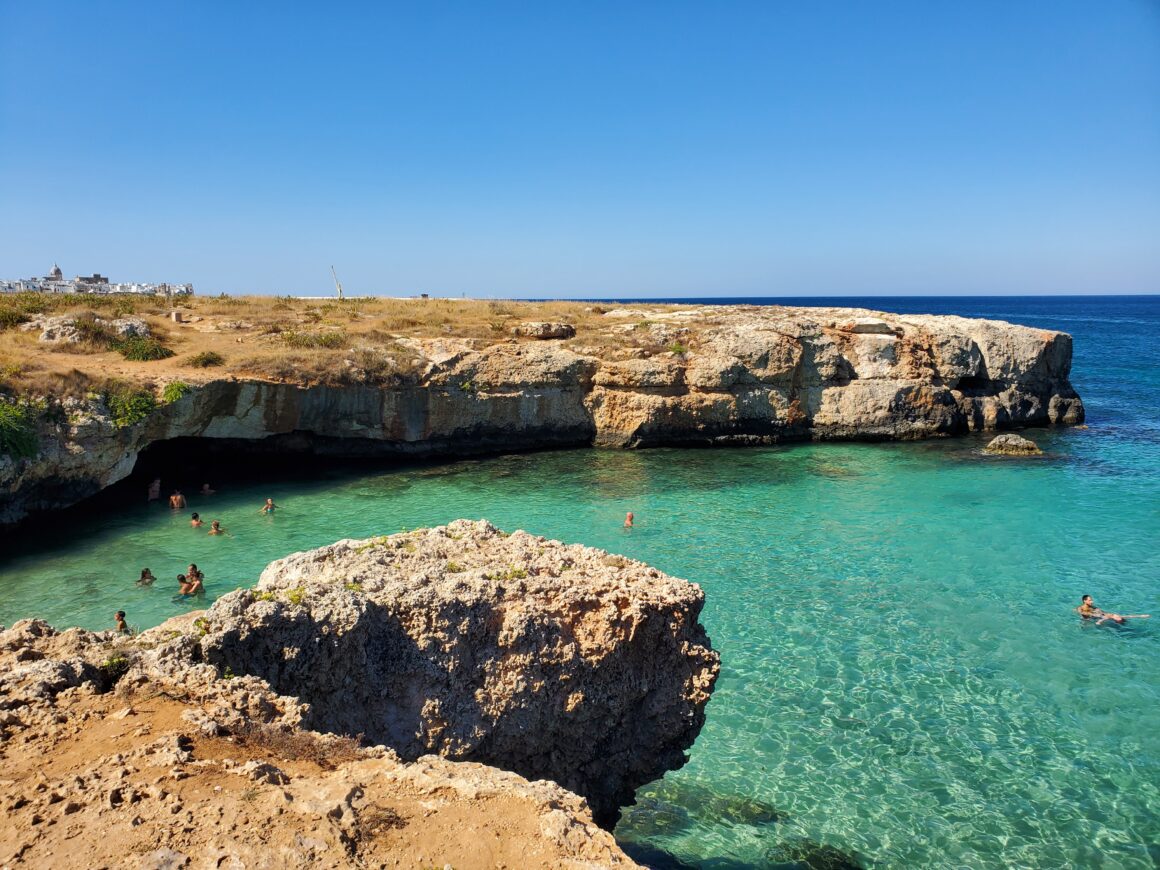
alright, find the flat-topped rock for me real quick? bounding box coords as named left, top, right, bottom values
left=1, top=304, right=1084, bottom=527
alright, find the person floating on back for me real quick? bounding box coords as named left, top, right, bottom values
left=1076, top=594, right=1150, bottom=625
left=258, top=498, right=279, bottom=514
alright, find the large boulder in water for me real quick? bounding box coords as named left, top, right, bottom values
left=984, top=433, right=1044, bottom=455
left=197, top=519, right=719, bottom=827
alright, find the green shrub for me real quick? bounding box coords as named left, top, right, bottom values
left=103, top=382, right=157, bottom=429
left=187, top=350, right=225, bottom=368
left=281, top=329, right=347, bottom=349
left=162, top=381, right=192, bottom=404
left=668, top=342, right=688, bottom=356
left=0, top=309, right=30, bottom=330
left=114, top=335, right=174, bottom=361
left=0, top=399, right=40, bottom=459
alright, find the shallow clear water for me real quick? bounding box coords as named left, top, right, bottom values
left=2, top=296, right=1158, bottom=868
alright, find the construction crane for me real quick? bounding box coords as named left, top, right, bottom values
left=330, top=265, right=344, bottom=301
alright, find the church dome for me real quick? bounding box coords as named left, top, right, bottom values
left=48, top=263, right=62, bottom=280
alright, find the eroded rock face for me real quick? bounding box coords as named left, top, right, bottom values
left=197, top=520, right=719, bottom=827
left=0, top=305, right=1084, bottom=526
left=0, top=615, right=638, bottom=868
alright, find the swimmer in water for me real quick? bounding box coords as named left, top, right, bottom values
left=1077, top=594, right=1149, bottom=625
left=208, top=520, right=228, bottom=536
left=137, top=568, right=156, bottom=586
left=258, top=498, right=278, bottom=514
left=200, top=483, right=216, bottom=496
left=624, top=511, right=634, bottom=528
left=114, top=610, right=130, bottom=635
left=190, top=512, right=204, bottom=528
left=147, top=478, right=161, bottom=502
left=169, top=490, right=186, bottom=509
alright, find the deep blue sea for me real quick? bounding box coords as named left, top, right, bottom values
left=1, top=295, right=1157, bottom=868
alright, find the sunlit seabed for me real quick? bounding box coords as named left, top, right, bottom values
left=1, top=296, right=1158, bottom=868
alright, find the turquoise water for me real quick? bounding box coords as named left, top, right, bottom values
left=1, top=296, right=1158, bottom=868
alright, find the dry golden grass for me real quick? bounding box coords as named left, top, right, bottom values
left=0, top=292, right=694, bottom=399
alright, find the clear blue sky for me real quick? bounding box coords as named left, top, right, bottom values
left=2, top=1, right=1158, bottom=298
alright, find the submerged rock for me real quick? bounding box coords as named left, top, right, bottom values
left=198, top=519, right=719, bottom=828
left=984, top=433, right=1044, bottom=455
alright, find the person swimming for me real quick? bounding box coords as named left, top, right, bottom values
left=624, top=511, right=634, bottom=528
left=258, top=498, right=279, bottom=514
left=169, top=490, right=187, bottom=509
left=114, top=610, right=130, bottom=635
left=200, top=483, right=216, bottom=496
left=1076, top=594, right=1150, bottom=625
left=208, top=519, right=228, bottom=536
left=190, top=512, right=204, bottom=528
left=147, top=478, right=161, bottom=502
left=137, top=568, right=156, bottom=586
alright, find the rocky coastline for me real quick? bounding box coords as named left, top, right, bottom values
left=0, top=305, right=1083, bottom=529
left=0, top=521, right=718, bottom=867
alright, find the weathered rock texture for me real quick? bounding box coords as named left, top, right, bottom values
left=0, top=305, right=1083, bottom=526
left=200, top=520, right=719, bottom=827
left=0, top=519, right=716, bottom=865
left=0, top=617, right=638, bottom=868
left=984, top=433, right=1044, bottom=456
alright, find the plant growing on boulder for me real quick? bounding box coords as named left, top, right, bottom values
left=0, top=398, right=41, bottom=458
left=162, top=381, right=192, bottom=404
left=102, top=381, right=157, bottom=429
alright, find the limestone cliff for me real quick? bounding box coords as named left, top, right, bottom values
left=0, top=305, right=1082, bottom=527
left=0, top=521, right=718, bottom=865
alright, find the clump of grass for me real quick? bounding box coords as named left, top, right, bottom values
left=102, top=381, right=157, bottom=429
left=667, top=341, right=688, bottom=356
left=187, top=350, right=225, bottom=368
left=0, top=398, right=41, bottom=458
left=280, top=329, right=347, bottom=350
left=285, top=586, right=307, bottom=606
left=445, top=561, right=465, bottom=573
left=230, top=721, right=365, bottom=770
left=162, top=381, right=192, bottom=404
left=484, top=565, right=528, bottom=582
left=115, top=335, right=174, bottom=361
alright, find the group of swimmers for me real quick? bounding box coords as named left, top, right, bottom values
left=137, top=563, right=205, bottom=595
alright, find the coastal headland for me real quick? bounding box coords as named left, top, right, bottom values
left=0, top=296, right=1083, bottom=529
left=0, top=521, right=717, bottom=867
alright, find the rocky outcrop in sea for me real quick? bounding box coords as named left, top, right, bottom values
left=0, top=305, right=1083, bottom=527
left=0, top=521, right=716, bottom=865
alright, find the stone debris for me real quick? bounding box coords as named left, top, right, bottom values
left=512, top=321, right=577, bottom=339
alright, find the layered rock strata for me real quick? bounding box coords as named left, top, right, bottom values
left=0, top=522, right=717, bottom=864
left=0, top=305, right=1083, bottom=526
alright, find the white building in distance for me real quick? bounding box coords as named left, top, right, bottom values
left=1, top=263, right=193, bottom=297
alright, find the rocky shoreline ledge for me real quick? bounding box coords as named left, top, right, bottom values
left=0, top=305, right=1082, bottom=528
left=0, top=521, right=718, bottom=868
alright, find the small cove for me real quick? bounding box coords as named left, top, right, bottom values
left=1, top=296, right=1158, bottom=867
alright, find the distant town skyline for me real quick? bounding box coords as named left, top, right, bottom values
left=2, top=2, right=1158, bottom=298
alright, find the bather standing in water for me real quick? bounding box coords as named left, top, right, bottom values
left=208, top=520, right=228, bottom=536
left=137, top=568, right=156, bottom=586
left=258, top=498, right=279, bottom=514
left=114, top=610, right=131, bottom=635
left=190, top=512, right=204, bottom=528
